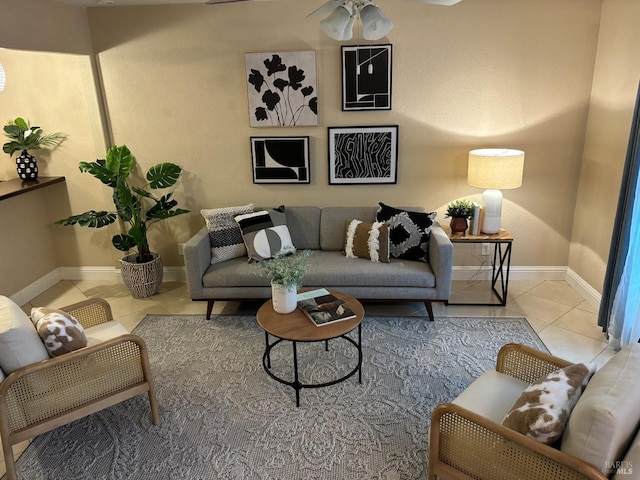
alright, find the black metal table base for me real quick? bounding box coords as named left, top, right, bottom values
left=447, top=241, right=513, bottom=307
left=262, top=324, right=362, bottom=407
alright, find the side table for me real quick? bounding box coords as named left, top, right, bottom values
left=445, top=227, right=513, bottom=306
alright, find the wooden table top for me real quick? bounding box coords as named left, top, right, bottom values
left=256, top=290, right=364, bottom=342
left=443, top=226, right=513, bottom=243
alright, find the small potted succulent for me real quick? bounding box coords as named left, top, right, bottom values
left=253, top=246, right=311, bottom=314
left=446, top=199, right=475, bottom=235
left=2, top=117, right=67, bottom=180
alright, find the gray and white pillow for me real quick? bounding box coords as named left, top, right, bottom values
left=234, top=206, right=294, bottom=262
left=201, top=204, right=254, bottom=264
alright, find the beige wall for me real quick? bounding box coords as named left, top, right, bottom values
left=87, top=0, right=601, bottom=268
left=3, top=0, right=631, bottom=299
left=569, top=0, right=640, bottom=291
left=0, top=0, right=92, bottom=55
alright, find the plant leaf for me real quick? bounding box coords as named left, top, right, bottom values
left=55, top=210, right=117, bottom=228
left=112, top=234, right=137, bottom=252
left=79, top=160, right=117, bottom=187
left=14, top=118, right=28, bottom=130
left=147, top=163, right=182, bottom=189
left=105, top=145, right=135, bottom=179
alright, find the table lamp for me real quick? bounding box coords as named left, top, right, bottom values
left=467, top=148, right=524, bottom=234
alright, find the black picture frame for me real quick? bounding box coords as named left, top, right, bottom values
left=341, top=44, right=392, bottom=111
left=250, top=136, right=310, bottom=184
left=328, top=126, right=398, bottom=185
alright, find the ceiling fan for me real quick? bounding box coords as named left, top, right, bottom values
left=308, top=0, right=462, bottom=41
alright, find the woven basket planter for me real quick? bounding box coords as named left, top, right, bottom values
left=120, top=252, right=163, bottom=298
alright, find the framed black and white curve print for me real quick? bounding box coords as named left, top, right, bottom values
left=328, top=126, right=398, bottom=185
left=341, top=44, right=392, bottom=111
left=245, top=51, right=318, bottom=127
left=250, top=136, right=310, bottom=184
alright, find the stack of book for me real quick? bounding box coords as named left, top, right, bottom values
left=296, top=288, right=357, bottom=327
left=469, top=202, right=484, bottom=235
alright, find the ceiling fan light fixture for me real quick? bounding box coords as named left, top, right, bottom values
left=320, top=3, right=354, bottom=41
left=360, top=2, right=393, bottom=40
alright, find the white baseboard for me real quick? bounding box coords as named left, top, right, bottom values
left=13, top=265, right=598, bottom=309
left=452, top=265, right=566, bottom=282
left=565, top=267, right=602, bottom=310
left=10, top=265, right=185, bottom=306
left=453, top=265, right=601, bottom=309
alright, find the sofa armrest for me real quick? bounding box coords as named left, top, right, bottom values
left=429, top=403, right=606, bottom=480
left=184, top=226, right=212, bottom=300
left=428, top=224, right=453, bottom=300
left=496, top=343, right=573, bottom=384
left=61, top=298, right=113, bottom=329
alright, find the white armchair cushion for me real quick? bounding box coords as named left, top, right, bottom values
left=561, top=343, right=640, bottom=474
left=452, top=370, right=529, bottom=423
left=0, top=296, right=49, bottom=374
left=85, top=321, right=130, bottom=346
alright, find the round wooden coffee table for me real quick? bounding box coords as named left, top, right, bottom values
left=256, top=290, right=365, bottom=407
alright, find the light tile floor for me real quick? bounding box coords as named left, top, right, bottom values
left=2, top=278, right=615, bottom=476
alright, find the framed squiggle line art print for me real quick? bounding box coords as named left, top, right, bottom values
left=328, top=126, right=398, bottom=185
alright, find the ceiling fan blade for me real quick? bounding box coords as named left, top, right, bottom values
left=307, top=0, right=343, bottom=18
left=205, top=0, right=252, bottom=5
left=405, top=0, right=463, bottom=5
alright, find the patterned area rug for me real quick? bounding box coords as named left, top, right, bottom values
left=11, top=315, right=545, bottom=480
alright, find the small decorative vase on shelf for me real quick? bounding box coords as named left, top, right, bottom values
left=16, top=150, right=38, bottom=181
left=271, top=283, right=297, bottom=314
left=450, top=217, right=468, bottom=235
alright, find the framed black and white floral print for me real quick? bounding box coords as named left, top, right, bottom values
left=245, top=51, right=318, bottom=127
left=250, top=136, right=310, bottom=184
left=341, top=44, right=392, bottom=111
left=328, top=126, right=398, bottom=185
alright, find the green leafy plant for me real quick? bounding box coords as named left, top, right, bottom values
left=55, top=144, right=190, bottom=264
left=446, top=199, right=475, bottom=218
left=3, top=117, right=67, bottom=156
left=253, top=247, right=312, bottom=286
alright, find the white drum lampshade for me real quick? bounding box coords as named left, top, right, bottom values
left=467, top=148, right=525, bottom=234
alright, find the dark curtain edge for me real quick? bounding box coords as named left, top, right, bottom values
left=598, top=80, right=640, bottom=332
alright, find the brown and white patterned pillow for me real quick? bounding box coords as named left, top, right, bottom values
left=344, top=219, right=390, bottom=263
left=502, top=362, right=596, bottom=445
left=31, top=307, right=88, bottom=357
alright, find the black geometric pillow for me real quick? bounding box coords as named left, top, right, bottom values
left=376, top=202, right=437, bottom=262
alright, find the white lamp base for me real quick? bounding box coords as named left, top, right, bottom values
left=481, top=189, right=502, bottom=234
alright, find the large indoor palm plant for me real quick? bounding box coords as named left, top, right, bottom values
left=56, top=144, right=190, bottom=297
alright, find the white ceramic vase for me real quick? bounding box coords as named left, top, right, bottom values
left=271, top=283, right=297, bottom=314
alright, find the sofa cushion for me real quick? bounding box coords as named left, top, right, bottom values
left=452, top=370, right=530, bottom=424
left=344, top=220, right=390, bottom=263
left=320, top=207, right=379, bottom=251
left=31, top=307, right=88, bottom=357
left=0, top=296, right=49, bottom=374
left=201, top=204, right=254, bottom=264
left=235, top=206, right=294, bottom=262
left=561, top=343, right=640, bottom=474
left=376, top=203, right=437, bottom=262
left=202, top=250, right=436, bottom=289
left=501, top=362, right=595, bottom=445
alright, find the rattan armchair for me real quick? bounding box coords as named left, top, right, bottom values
left=428, top=343, right=607, bottom=480
left=0, top=298, right=160, bottom=480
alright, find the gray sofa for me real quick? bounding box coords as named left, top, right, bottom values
left=184, top=206, right=453, bottom=321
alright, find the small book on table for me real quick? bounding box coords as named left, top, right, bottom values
left=296, top=288, right=357, bottom=326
